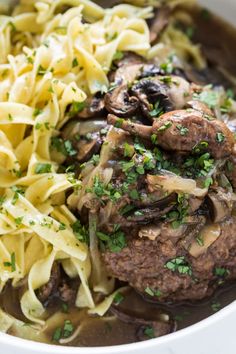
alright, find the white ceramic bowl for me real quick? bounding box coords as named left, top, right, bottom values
left=1, top=1, right=236, bottom=353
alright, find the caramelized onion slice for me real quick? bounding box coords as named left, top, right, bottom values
left=189, top=224, right=221, bottom=258
left=147, top=173, right=208, bottom=197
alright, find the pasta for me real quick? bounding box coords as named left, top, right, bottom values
left=0, top=0, right=152, bottom=333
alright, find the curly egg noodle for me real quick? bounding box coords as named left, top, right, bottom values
left=0, top=0, right=203, bottom=339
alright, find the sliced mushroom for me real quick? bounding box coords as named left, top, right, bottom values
left=104, top=84, right=139, bottom=117
left=62, top=119, right=108, bottom=163
left=189, top=224, right=221, bottom=258
left=130, top=76, right=190, bottom=120
left=149, top=7, right=170, bottom=44
left=207, top=189, right=233, bottom=223
left=108, top=107, right=235, bottom=159
left=139, top=225, right=161, bottom=241
left=110, top=305, right=174, bottom=341
left=76, top=94, right=105, bottom=119
left=186, top=100, right=213, bottom=116
left=124, top=194, right=177, bottom=225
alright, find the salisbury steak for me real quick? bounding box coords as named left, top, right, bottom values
left=103, top=217, right=236, bottom=303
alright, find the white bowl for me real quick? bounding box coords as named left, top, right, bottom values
left=1, top=1, right=236, bottom=353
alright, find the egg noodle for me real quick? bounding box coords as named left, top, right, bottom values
left=0, top=0, right=202, bottom=340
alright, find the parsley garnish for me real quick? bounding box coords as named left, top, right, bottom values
left=150, top=100, right=164, bottom=117
left=113, top=292, right=124, bottom=305
left=97, top=227, right=127, bottom=253
left=165, top=256, right=192, bottom=276
left=158, top=121, right=172, bottom=132
left=72, top=220, right=89, bottom=244
left=3, top=252, right=16, bottom=272
left=145, top=287, right=162, bottom=297
left=35, top=163, right=52, bottom=174
left=144, top=326, right=155, bottom=339
left=113, top=51, right=124, bottom=61
left=216, top=132, right=225, bottom=143
left=214, top=267, right=229, bottom=277
left=176, top=124, right=189, bottom=136
left=72, top=58, right=79, bottom=68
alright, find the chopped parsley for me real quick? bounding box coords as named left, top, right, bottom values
left=150, top=100, right=164, bottom=118
left=69, top=101, right=86, bottom=117
left=15, top=216, right=24, bottom=226
left=123, top=142, right=134, bottom=158
left=176, top=124, right=189, bottom=136
left=216, top=132, right=225, bottom=143
left=158, top=121, right=172, bottom=132
left=165, top=256, right=192, bottom=276
left=33, top=108, right=43, bottom=117
left=37, top=65, right=47, bottom=76
left=72, top=58, right=79, bottom=68
left=145, top=287, right=162, bottom=297
left=193, top=90, right=219, bottom=109
left=144, top=326, right=155, bottom=339
left=211, top=301, right=221, bottom=313
left=64, top=140, right=77, bottom=156
left=113, top=292, right=124, bottom=305
left=3, top=252, right=16, bottom=272
left=214, top=267, right=229, bottom=277
left=52, top=320, right=74, bottom=342
left=97, top=227, right=127, bottom=253
left=113, top=51, right=124, bottom=61
left=35, top=163, right=52, bottom=174
left=71, top=220, right=89, bottom=244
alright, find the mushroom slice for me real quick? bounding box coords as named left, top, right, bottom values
left=77, top=95, right=105, bottom=119
left=139, top=225, right=161, bottom=241
left=104, top=84, right=139, bottom=117
left=131, top=78, right=173, bottom=120
left=149, top=6, right=170, bottom=44
left=207, top=190, right=233, bottom=223
left=130, top=76, right=190, bottom=120
left=189, top=224, right=221, bottom=258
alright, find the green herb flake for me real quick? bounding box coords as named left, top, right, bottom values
left=72, top=58, right=79, bottom=68
left=33, top=108, right=43, bottom=117
left=211, top=301, right=221, bottom=313
left=64, top=140, right=77, bottom=156
left=158, top=121, right=172, bottom=132
left=214, top=267, right=229, bottom=277
left=8, top=114, right=13, bottom=121
left=69, top=101, right=86, bottom=116
left=72, top=220, right=89, bottom=244
left=176, top=124, right=189, bottom=136
left=165, top=256, right=192, bottom=276
left=150, top=100, right=164, bottom=118
left=216, top=132, right=225, bottom=143
left=113, top=292, right=124, bottom=305
left=15, top=216, right=23, bottom=226
left=3, top=252, right=16, bottom=272
left=113, top=51, right=124, bottom=61
left=35, top=163, right=52, bottom=174
left=144, top=326, right=155, bottom=339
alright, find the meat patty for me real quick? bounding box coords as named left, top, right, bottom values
left=103, top=217, right=236, bottom=303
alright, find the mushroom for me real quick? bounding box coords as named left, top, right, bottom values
left=108, top=108, right=235, bottom=159
left=149, top=6, right=170, bottom=44
left=139, top=225, right=161, bottom=241
left=207, top=189, right=233, bottom=223
left=110, top=305, right=175, bottom=341
left=124, top=193, right=177, bottom=225
left=104, top=84, right=140, bottom=117
left=130, top=76, right=190, bottom=120
left=77, top=94, right=105, bottom=119
left=189, top=224, right=221, bottom=258
left=62, top=119, right=108, bottom=162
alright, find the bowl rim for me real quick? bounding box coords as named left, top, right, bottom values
left=0, top=299, right=235, bottom=353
